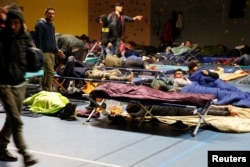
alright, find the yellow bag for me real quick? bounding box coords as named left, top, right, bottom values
left=82, top=81, right=98, bottom=94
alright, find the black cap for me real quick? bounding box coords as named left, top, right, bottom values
left=113, top=1, right=123, bottom=7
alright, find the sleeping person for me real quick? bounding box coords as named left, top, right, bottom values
left=57, top=56, right=133, bottom=82
left=126, top=103, right=239, bottom=118
left=180, top=62, right=250, bottom=107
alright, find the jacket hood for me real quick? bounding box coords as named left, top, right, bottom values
left=7, top=3, right=24, bottom=22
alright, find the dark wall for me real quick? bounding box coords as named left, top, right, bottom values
left=151, top=0, right=250, bottom=49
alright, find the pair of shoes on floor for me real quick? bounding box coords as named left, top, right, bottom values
left=0, top=150, right=18, bottom=162
left=168, top=120, right=190, bottom=131
left=0, top=150, right=38, bottom=166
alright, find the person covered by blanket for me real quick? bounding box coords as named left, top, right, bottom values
left=182, top=61, right=250, bottom=107
left=0, top=3, right=38, bottom=166
left=57, top=56, right=134, bottom=82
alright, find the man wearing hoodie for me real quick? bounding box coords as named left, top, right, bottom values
left=35, top=7, right=65, bottom=91
left=0, top=3, right=38, bottom=166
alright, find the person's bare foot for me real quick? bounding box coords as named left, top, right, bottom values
left=126, top=72, right=134, bottom=82
left=228, top=105, right=239, bottom=116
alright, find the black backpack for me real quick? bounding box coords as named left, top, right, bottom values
left=26, top=47, right=44, bottom=72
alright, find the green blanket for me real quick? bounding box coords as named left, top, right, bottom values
left=23, top=91, right=69, bottom=114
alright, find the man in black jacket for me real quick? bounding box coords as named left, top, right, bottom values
left=0, top=3, right=37, bottom=166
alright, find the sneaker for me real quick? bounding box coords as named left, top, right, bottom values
left=0, top=150, right=18, bottom=162
left=23, top=154, right=38, bottom=166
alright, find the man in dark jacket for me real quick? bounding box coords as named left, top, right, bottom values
left=98, top=14, right=117, bottom=60
left=107, top=1, right=143, bottom=55
left=35, top=7, right=65, bottom=91
left=0, top=3, right=37, bottom=166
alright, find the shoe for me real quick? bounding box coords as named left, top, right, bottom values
left=23, top=154, right=38, bottom=166
left=0, top=150, right=18, bottom=162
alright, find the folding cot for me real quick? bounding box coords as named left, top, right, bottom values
left=104, top=65, right=189, bottom=84
left=156, top=43, right=201, bottom=65
left=52, top=73, right=134, bottom=93
left=83, top=82, right=215, bottom=137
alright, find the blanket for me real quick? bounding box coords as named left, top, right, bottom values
left=155, top=106, right=250, bottom=133
left=23, top=91, right=69, bottom=114
left=211, top=67, right=248, bottom=81
left=90, top=82, right=214, bottom=107
left=181, top=70, right=250, bottom=107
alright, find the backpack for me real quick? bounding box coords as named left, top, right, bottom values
left=26, top=47, right=44, bottom=72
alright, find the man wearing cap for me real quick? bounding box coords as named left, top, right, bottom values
left=0, top=3, right=38, bottom=166
left=107, top=1, right=143, bottom=55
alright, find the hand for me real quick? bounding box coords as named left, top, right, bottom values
left=57, top=50, right=66, bottom=59
left=134, top=15, right=143, bottom=21
left=0, top=6, right=8, bottom=21
left=107, top=42, right=112, bottom=47
left=201, top=70, right=208, bottom=75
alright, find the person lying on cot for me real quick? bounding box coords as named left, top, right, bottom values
left=126, top=103, right=239, bottom=118
left=166, top=40, right=193, bottom=55
left=102, top=54, right=158, bottom=70
left=181, top=61, right=250, bottom=107
left=57, top=56, right=134, bottom=82
left=172, top=62, right=220, bottom=90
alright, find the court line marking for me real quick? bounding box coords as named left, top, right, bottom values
left=9, top=147, right=124, bottom=167
left=157, top=133, right=221, bottom=167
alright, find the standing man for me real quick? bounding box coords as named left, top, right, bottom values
left=107, top=1, right=143, bottom=55
left=35, top=7, right=65, bottom=91
left=0, top=3, right=37, bottom=166
left=98, top=14, right=117, bottom=60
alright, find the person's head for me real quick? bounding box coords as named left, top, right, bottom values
left=113, top=1, right=123, bottom=13
left=5, top=3, right=25, bottom=35
left=174, top=69, right=184, bottom=78
left=184, top=40, right=192, bottom=47
left=79, top=34, right=90, bottom=43
left=188, top=61, right=199, bottom=76
left=98, top=14, right=108, bottom=27
left=44, top=7, right=55, bottom=22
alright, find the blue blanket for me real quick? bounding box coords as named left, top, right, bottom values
left=181, top=70, right=250, bottom=107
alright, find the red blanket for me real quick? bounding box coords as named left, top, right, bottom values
left=90, top=83, right=214, bottom=107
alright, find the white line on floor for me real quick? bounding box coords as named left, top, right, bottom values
left=9, top=147, right=124, bottom=167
